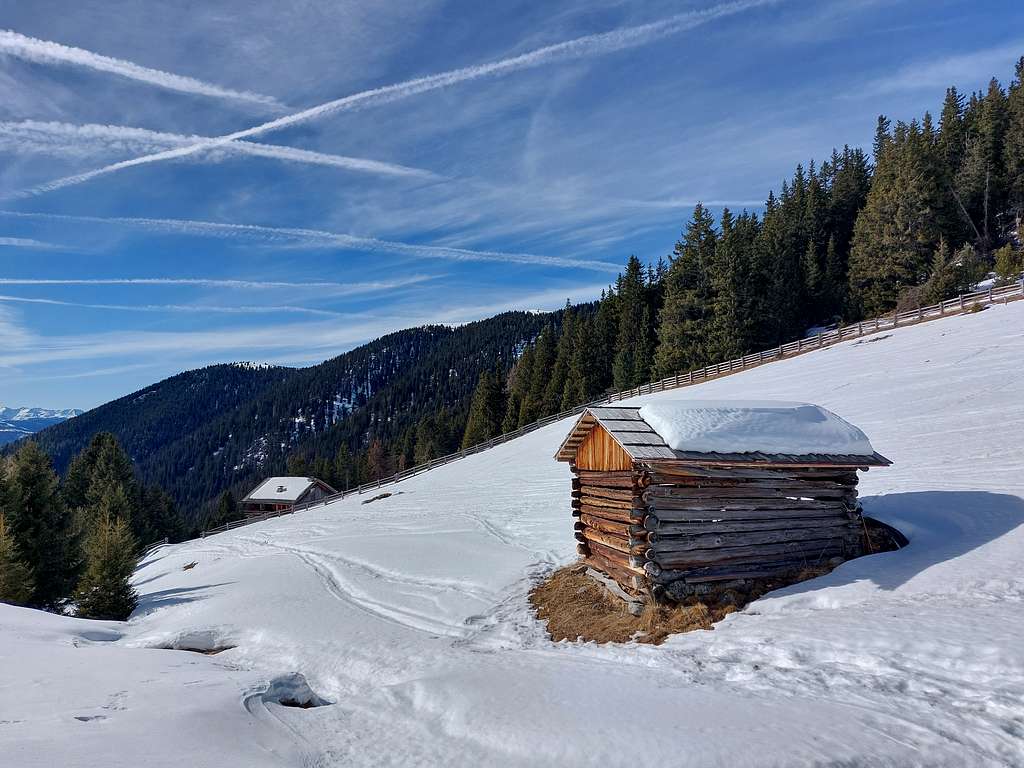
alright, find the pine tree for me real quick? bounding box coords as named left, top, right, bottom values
left=613, top=256, right=656, bottom=387
left=333, top=444, right=355, bottom=490
left=592, top=290, right=618, bottom=393
left=923, top=239, right=959, bottom=304
left=654, top=208, right=717, bottom=377
left=542, top=307, right=574, bottom=414
left=561, top=315, right=600, bottom=409
left=0, top=513, right=34, bottom=606
left=520, top=325, right=556, bottom=424
left=706, top=208, right=747, bottom=362
left=75, top=504, right=138, bottom=621
left=211, top=490, right=239, bottom=528
left=502, top=344, right=533, bottom=433
left=1005, top=58, right=1024, bottom=234
left=461, top=370, right=506, bottom=448
left=7, top=442, right=76, bottom=607
left=849, top=119, right=946, bottom=315
left=366, top=438, right=389, bottom=480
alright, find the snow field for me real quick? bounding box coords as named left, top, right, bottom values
left=2, top=301, right=1023, bottom=766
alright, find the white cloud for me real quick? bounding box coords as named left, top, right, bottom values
left=0, top=120, right=438, bottom=180
left=0, top=28, right=285, bottom=110
left=0, top=235, right=64, bottom=249
left=13, top=0, right=778, bottom=198
left=0, top=209, right=619, bottom=271
left=860, top=41, right=1024, bottom=96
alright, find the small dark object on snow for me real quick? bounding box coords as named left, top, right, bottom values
left=362, top=492, right=398, bottom=505
left=182, top=561, right=198, bottom=571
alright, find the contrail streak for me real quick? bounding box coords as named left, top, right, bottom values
left=12, top=0, right=775, bottom=198
left=0, top=210, right=619, bottom=271
left=0, top=275, right=436, bottom=293
left=0, top=29, right=284, bottom=110
left=0, top=293, right=344, bottom=317
left=0, top=120, right=438, bottom=179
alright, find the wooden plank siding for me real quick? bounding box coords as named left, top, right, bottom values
left=574, top=424, right=634, bottom=471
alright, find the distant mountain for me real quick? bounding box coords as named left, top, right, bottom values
left=27, top=311, right=559, bottom=521
left=0, top=405, right=83, bottom=446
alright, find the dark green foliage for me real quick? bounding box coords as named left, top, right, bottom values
left=655, top=207, right=716, bottom=377
left=6, top=442, right=76, bottom=608
left=613, top=256, right=656, bottom=388
left=994, top=243, right=1022, bottom=279
left=462, top=370, right=507, bottom=448
left=75, top=502, right=138, bottom=621
left=0, top=512, right=34, bottom=606
left=209, top=490, right=241, bottom=528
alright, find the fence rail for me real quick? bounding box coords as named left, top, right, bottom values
left=199, top=278, right=1024, bottom=539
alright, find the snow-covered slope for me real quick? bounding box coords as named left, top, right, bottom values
left=3, top=303, right=1024, bottom=767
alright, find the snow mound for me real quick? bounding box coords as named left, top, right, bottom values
left=638, top=399, right=875, bottom=456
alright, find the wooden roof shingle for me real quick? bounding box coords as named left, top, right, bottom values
left=555, top=407, right=891, bottom=467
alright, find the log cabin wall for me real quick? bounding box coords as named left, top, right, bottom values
left=639, top=463, right=864, bottom=601
left=570, top=466, right=651, bottom=594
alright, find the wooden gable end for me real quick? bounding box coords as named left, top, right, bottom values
left=574, top=423, right=633, bottom=471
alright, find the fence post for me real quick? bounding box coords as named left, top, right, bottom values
left=917, top=306, right=922, bottom=321
left=893, top=309, right=898, bottom=327
left=959, top=293, right=965, bottom=310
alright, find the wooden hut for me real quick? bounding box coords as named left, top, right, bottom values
left=554, top=401, right=891, bottom=602
left=241, top=476, right=337, bottom=518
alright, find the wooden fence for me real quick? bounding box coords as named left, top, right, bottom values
left=199, top=278, right=1024, bottom=539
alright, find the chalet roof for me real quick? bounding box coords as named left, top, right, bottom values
left=554, top=403, right=891, bottom=467
left=243, top=476, right=332, bottom=503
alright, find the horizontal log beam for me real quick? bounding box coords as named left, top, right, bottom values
left=645, top=486, right=856, bottom=501
left=648, top=498, right=854, bottom=515
left=577, top=485, right=639, bottom=503
left=577, top=527, right=647, bottom=555
left=578, top=513, right=646, bottom=538
left=645, top=514, right=857, bottom=535
left=578, top=503, right=646, bottom=524
left=651, top=540, right=847, bottom=569
left=646, top=524, right=858, bottom=553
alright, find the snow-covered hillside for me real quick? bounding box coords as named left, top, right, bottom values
left=3, top=303, right=1024, bottom=767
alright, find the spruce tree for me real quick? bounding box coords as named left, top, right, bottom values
left=333, top=445, right=354, bottom=490
left=502, top=345, right=534, bottom=432
left=461, top=370, right=506, bottom=448
left=212, top=490, right=239, bottom=527
left=561, top=315, right=600, bottom=409
left=75, top=503, right=138, bottom=621
left=654, top=207, right=717, bottom=377
left=7, top=442, right=76, bottom=607
left=519, top=325, right=556, bottom=424
left=706, top=208, right=748, bottom=362
left=366, top=438, right=389, bottom=480
left=592, top=290, right=618, bottom=393
left=0, top=513, right=34, bottom=606
left=543, top=307, right=574, bottom=414
left=1005, top=58, right=1024, bottom=232
left=612, top=256, right=656, bottom=387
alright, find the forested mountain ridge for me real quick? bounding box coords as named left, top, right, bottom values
left=29, top=363, right=295, bottom=478
left=25, top=312, right=559, bottom=520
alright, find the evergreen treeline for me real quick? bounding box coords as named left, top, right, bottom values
left=17, top=55, right=1024, bottom=531
left=458, top=59, right=1024, bottom=449
left=0, top=433, right=187, bottom=618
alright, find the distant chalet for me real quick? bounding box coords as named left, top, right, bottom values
left=554, top=401, right=891, bottom=602
left=241, top=476, right=337, bottom=518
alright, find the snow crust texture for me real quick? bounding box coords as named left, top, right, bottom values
left=638, top=399, right=876, bottom=456
left=2, top=302, right=1024, bottom=767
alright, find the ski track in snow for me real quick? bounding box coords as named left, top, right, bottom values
left=3, top=302, right=1024, bottom=766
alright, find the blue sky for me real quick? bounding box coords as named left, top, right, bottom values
left=0, top=0, right=1021, bottom=410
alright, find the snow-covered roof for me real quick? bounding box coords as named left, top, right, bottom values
left=243, top=476, right=319, bottom=503
left=555, top=400, right=890, bottom=466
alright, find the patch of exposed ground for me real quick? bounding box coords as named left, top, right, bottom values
left=531, top=518, right=905, bottom=645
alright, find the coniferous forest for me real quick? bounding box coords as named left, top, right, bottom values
left=10, top=57, right=1024, bottom=565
